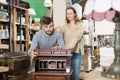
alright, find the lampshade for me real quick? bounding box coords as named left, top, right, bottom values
left=83, top=0, right=94, bottom=15
left=44, top=0, right=52, bottom=7
left=0, top=0, right=7, bottom=5
left=28, top=8, right=36, bottom=16
left=94, top=0, right=111, bottom=13
left=83, top=0, right=120, bottom=22
left=112, top=0, right=120, bottom=12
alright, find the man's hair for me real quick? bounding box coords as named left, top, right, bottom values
left=42, top=16, right=53, bottom=25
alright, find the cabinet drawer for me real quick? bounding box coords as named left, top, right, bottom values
left=36, top=76, right=65, bottom=80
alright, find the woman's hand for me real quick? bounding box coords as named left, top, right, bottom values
left=55, top=27, right=62, bottom=33
left=64, top=46, right=73, bottom=49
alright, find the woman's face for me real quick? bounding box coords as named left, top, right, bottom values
left=66, top=9, right=75, bottom=21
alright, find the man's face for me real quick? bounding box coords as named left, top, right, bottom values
left=42, top=22, right=54, bottom=35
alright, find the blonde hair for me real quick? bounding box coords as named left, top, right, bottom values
left=66, top=7, right=80, bottom=24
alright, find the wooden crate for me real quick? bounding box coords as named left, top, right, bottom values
left=0, top=52, right=30, bottom=75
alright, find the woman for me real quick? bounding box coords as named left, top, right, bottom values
left=56, top=7, right=84, bottom=80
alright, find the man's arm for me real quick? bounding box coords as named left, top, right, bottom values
left=56, top=33, right=65, bottom=49
left=28, top=33, right=39, bottom=57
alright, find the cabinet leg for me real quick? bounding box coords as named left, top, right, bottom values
left=31, top=75, right=35, bottom=80
left=66, top=76, right=71, bottom=80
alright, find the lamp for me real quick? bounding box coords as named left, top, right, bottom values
left=28, top=8, right=36, bottom=16
left=84, top=0, right=120, bottom=78
left=44, top=0, right=52, bottom=7
left=28, top=8, right=36, bottom=27
left=0, top=0, right=7, bottom=5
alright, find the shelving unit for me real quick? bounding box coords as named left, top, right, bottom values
left=0, top=1, right=29, bottom=54
left=12, top=5, right=29, bottom=54
left=0, top=2, right=10, bottom=53
left=82, top=19, right=95, bottom=72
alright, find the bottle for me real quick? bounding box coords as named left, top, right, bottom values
left=21, top=30, right=24, bottom=40
left=5, top=26, right=9, bottom=37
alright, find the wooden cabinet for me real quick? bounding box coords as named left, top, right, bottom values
left=36, top=75, right=65, bottom=80
left=31, top=49, right=72, bottom=80
left=32, top=72, right=71, bottom=80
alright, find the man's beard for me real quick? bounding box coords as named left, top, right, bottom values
left=45, top=30, right=54, bottom=35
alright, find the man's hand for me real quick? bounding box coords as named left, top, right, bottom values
left=51, top=44, right=62, bottom=49
left=55, top=27, right=62, bottom=33
left=29, top=50, right=38, bottom=58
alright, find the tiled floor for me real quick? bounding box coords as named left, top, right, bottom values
left=83, top=67, right=120, bottom=80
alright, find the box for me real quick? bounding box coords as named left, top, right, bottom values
left=16, top=44, right=24, bottom=52
left=0, top=52, right=30, bottom=76
left=8, top=73, right=31, bottom=80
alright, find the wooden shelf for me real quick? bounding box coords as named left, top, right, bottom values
left=1, top=37, right=9, bottom=39
left=0, top=19, right=9, bottom=23
left=16, top=23, right=27, bottom=26
left=12, top=6, right=29, bottom=54
left=30, top=26, right=40, bottom=31
left=16, top=39, right=26, bottom=41
left=0, top=44, right=9, bottom=49
left=0, top=3, right=8, bottom=6
left=12, top=5, right=27, bottom=10
left=0, top=66, right=9, bottom=72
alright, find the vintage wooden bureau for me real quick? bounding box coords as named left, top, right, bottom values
left=31, top=49, right=72, bottom=80
left=0, top=52, right=30, bottom=80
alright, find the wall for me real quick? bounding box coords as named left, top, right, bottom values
left=22, top=0, right=46, bottom=20
left=53, top=0, right=66, bottom=27
left=95, top=20, right=115, bottom=35
left=22, top=0, right=66, bottom=26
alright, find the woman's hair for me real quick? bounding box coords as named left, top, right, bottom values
left=66, top=7, right=80, bottom=24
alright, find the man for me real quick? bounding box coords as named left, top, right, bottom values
left=29, top=16, right=65, bottom=58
